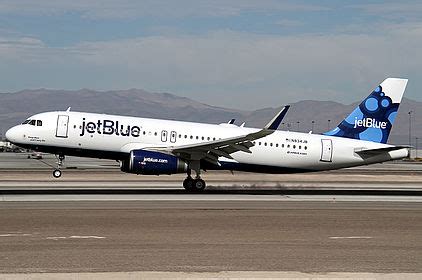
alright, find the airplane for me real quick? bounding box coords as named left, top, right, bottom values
left=5, top=78, right=409, bottom=191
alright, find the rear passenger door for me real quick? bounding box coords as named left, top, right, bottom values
left=320, top=139, right=333, bottom=162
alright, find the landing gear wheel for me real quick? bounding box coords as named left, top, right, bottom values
left=52, top=154, right=65, bottom=178
left=53, top=169, right=62, bottom=178
left=193, top=178, right=206, bottom=191
left=183, top=177, right=194, bottom=190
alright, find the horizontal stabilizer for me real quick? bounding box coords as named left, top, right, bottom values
left=355, top=146, right=410, bottom=157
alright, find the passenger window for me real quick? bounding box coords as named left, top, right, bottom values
left=37, top=120, right=42, bottom=126
left=276, top=144, right=279, bottom=147
left=161, top=130, right=168, bottom=142
left=170, top=131, right=177, bottom=143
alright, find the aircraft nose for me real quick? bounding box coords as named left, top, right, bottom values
left=5, top=126, right=21, bottom=143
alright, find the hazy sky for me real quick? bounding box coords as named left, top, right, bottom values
left=0, top=0, right=420, bottom=109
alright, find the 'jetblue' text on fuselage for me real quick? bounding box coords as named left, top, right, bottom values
left=80, top=118, right=141, bottom=137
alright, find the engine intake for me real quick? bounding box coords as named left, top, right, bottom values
left=121, top=149, right=188, bottom=175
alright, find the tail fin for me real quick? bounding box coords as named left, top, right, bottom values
left=324, top=78, right=408, bottom=144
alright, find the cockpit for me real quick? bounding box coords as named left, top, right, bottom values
left=21, top=119, right=43, bottom=126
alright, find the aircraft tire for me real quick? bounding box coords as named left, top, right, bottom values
left=193, top=178, right=206, bottom=191
left=183, top=177, right=194, bottom=191
left=53, top=169, right=62, bottom=178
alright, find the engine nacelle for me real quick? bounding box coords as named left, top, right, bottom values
left=121, top=149, right=188, bottom=175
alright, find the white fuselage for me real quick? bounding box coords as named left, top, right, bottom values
left=6, top=111, right=409, bottom=173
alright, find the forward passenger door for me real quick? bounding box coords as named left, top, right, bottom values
left=56, top=115, right=69, bottom=138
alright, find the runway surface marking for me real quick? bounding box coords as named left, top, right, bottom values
left=329, top=236, right=373, bottom=239
left=0, top=231, right=106, bottom=241
left=0, top=233, right=32, bottom=237
left=46, top=236, right=106, bottom=240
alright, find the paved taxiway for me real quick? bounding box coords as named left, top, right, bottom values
left=1, top=153, right=422, bottom=277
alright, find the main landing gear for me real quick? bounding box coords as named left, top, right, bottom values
left=183, top=176, right=206, bottom=191
left=183, top=162, right=206, bottom=192
left=53, top=154, right=65, bottom=178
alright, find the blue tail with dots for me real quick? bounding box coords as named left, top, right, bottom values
left=324, top=78, right=408, bottom=144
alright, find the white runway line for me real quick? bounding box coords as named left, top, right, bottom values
left=46, top=237, right=67, bottom=240
left=329, top=236, right=373, bottom=239
left=46, top=236, right=106, bottom=240
left=69, top=235, right=106, bottom=239
left=0, top=233, right=32, bottom=237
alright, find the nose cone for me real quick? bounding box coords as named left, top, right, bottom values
left=5, top=126, right=21, bottom=143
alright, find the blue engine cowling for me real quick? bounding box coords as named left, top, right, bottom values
left=121, top=149, right=188, bottom=175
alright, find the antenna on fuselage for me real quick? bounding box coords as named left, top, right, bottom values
left=66, top=107, right=71, bottom=112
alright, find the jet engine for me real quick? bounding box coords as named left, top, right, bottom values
left=120, top=149, right=188, bottom=175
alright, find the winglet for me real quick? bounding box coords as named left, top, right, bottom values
left=264, top=105, right=290, bottom=130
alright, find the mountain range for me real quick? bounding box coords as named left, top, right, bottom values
left=0, top=88, right=420, bottom=145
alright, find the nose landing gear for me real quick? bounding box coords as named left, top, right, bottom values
left=53, top=154, right=65, bottom=178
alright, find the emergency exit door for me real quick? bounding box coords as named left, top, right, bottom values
left=56, top=115, right=69, bottom=138
left=320, top=139, right=333, bottom=162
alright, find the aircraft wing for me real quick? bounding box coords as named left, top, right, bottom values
left=147, top=105, right=290, bottom=165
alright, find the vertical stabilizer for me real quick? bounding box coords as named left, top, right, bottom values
left=324, top=78, right=408, bottom=144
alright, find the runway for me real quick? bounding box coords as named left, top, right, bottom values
left=1, top=154, right=422, bottom=277
left=1, top=200, right=422, bottom=274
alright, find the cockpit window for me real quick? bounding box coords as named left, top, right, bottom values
left=22, top=119, right=42, bottom=126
